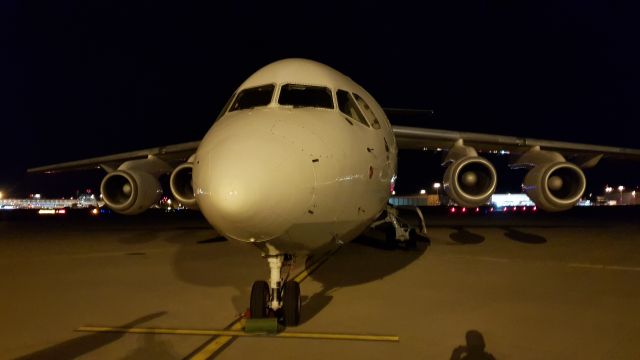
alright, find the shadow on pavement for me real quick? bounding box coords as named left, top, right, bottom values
left=502, top=227, right=547, bottom=244
left=301, top=234, right=429, bottom=324
left=448, top=226, right=485, bottom=244
left=15, top=312, right=167, bottom=360
left=450, top=330, right=496, bottom=360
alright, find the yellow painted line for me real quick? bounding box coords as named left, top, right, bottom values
left=76, top=326, right=399, bottom=342
left=189, top=320, right=244, bottom=360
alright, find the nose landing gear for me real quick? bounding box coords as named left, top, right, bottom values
left=249, top=253, right=300, bottom=327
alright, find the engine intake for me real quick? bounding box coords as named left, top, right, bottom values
left=100, top=170, right=162, bottom=215
left=523, top=162, right=586, bottom=212
left=170, top=162, right=198, bottom=209
left=443, top=156, right=497, bottom=207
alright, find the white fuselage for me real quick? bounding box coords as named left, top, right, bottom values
left=193, top=59, right=398, bottom=253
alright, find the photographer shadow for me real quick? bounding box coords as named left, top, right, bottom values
left=450, top=330, right=496, bottom=360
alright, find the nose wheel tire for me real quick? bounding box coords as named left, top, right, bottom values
left=282, top=280, right=301, bottom=326
left=250, top=280, right=270, bottom=318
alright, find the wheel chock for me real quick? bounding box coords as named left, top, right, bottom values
left=244, top=318, right=280, bottom=334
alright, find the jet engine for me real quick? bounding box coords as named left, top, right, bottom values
left=516, top=147, right=586, bottom=212
left=169, top=162, right=198, bottom=209
left=100, top=156, right=169, bottom=215
left=442, top=140, right=497, bottom=207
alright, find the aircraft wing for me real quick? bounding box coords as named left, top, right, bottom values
left=28, top=141, right=201, bottom=173
left=392, top=125, right=640, bottom=159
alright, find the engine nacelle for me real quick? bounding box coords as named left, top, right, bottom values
left=100, top=170, right=163, bottom=215
left=523, top=162, right=586, bottom=212
left=99, top=156, right=169, bottom=215
left=169, top=162, right=198, bottom=209
left=443, top=156, right=497, bottom=207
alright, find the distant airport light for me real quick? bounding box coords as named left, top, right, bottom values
left=450, top=207, right=456, bottom=213
left=633, top=191, right=636, bottom=197
left=391, top=190, right=396, bottom=195
left=475, top=207, right=480, bottom=213
left=91, top=208, right=99, bottom=215
left=433, top=183, right=441, bottom=189
left=34, top=194, right=41, bottom=199
left=0, top=191, right=3, bottom=199
left=461, top=207, right=467, bottom=213
left=605, top=186, right=613, bottom=193
left=618, top=185, right=625, bottom=192
left=420, top=189, right=426, bottom=195
left=533, top=206, right=537, bottom=212
left=38, top=209, right=55, bottom=215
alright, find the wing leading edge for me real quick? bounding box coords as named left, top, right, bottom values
left=392, top=125, right=640, bottom=158
left=27, top=141, right=201, bottom=173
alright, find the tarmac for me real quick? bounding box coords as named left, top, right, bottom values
left=1, top=207, right=639, bottom=359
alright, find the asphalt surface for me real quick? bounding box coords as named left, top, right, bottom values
left=1, top=207, right=639, bottom=359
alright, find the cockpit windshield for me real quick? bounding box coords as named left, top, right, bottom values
left=278, top=84, right=333, bottom=109
left=229, top=84, right=275, bottom=112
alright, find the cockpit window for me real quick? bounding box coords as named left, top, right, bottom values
left=353, top=93, right=381, bottom=129
left=229, top=84, right=275, bottom=112
left=337, top=89, right=369, bottom=127
left=216, top=92, right=236, bottom=120
left=278, top=84, right=334, bottom=109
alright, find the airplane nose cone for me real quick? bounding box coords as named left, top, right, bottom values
left=194, top=135, right=315, bottom=242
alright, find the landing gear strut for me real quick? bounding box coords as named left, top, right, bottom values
left=369, top=205, right=428, bottom=248
left=249, top=251, right=300, bottom=326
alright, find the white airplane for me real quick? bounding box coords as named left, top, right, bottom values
left=30, top=58, right=640, bottom=326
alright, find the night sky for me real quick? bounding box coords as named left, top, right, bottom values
left=3, top=1, right=640, bottom=197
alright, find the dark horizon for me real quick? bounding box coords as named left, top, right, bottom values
left=3, top=1, right=640, bottom=197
